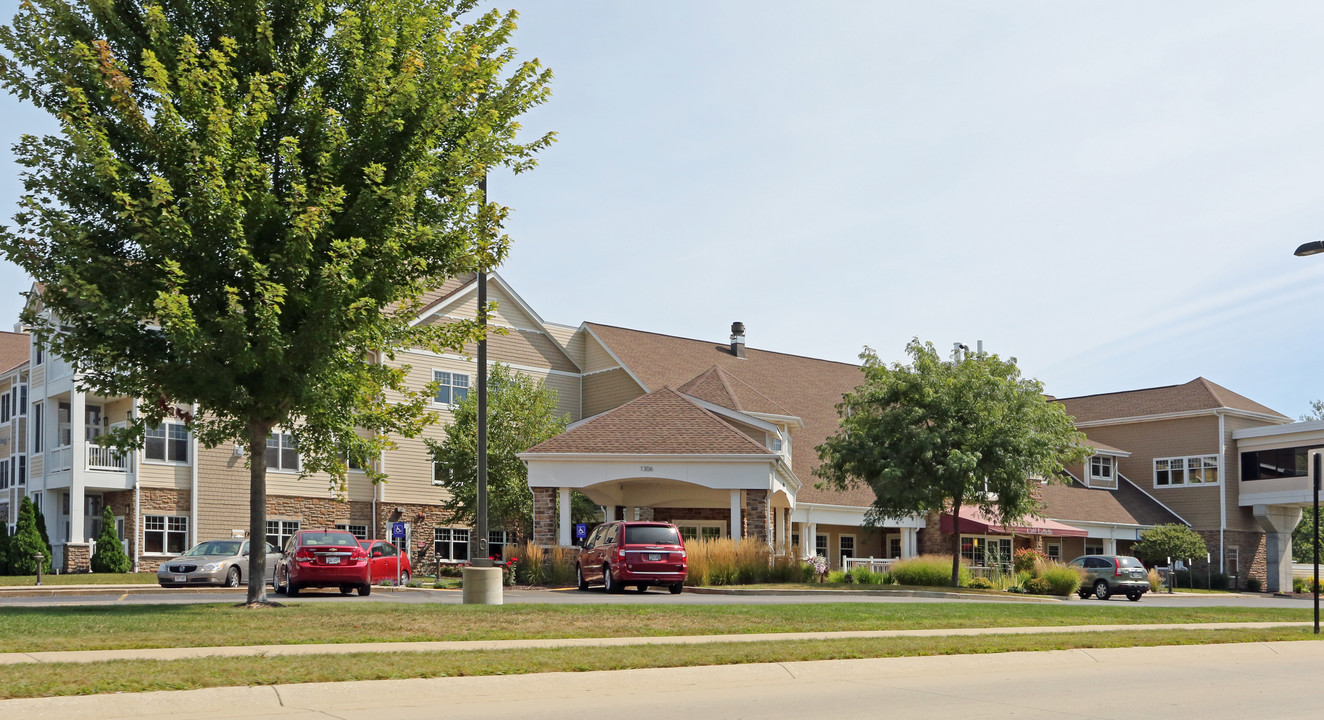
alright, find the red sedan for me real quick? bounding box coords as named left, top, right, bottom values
left=274, top=529, right=372, bottom=596
left=359, top=539, right=413, bottom=585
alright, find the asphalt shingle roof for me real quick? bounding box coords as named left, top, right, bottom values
left=1038, top=476, right=1185, bottom=527
left=0, top=330, right=29, bottom=374
left=1057, top=377, right=1287, bottom=423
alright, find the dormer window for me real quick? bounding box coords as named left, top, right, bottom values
left=1089, top=455, right=1117, bottom=489
left=770, top=437, right=783, bottom=452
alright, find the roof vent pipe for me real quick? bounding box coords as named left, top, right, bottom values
left=730, top=321, right=746, bottom=358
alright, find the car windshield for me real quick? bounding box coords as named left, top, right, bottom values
left=1117, top=556, right=1144, bottom=568
left=299, top=532, right=359, bottom=547
left=183, top=541, right=242, bottom=557
left=623, top=525, right=680, bottom=545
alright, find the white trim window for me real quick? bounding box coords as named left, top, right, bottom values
left=838, top=535, right=856, bottom=562
left=266, top=520, right=300, bottom=550
left=433, top=370, right=470, bottom=406
left=1155, top=454, right=1220, bottom=487
left=1085, top=540, right=1105, bottom=556
left=1, top=392, right=9, bottom=423
left=432, top=461, right=451, bottom=487
left=144, top=514, right=188, bottom=554
left=31, top=401, right=42, bottom=453
left=336, top=522, right=368, bottom=539
left=145, top=422, right=190, bottom=463
left=434, top=527, right=470, bottom=561
left=1088, top=455, right=1117, bottom=488
left=677, top=521, right=725, bottom=541
left=488, top=530, right=515, bottom=560
left=266, top=432, right=300, bottom=472
left=815, top=534, right=829, bottom=559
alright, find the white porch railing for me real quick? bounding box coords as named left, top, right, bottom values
left=86, top=444, right=130, bottom=472
left=46, top=355, right=74, bottom=381
left=47, top=446, right=72, bottom=472
left=843, top=556, right=900, bottom=573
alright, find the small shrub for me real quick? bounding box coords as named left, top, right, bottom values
left=888, top=554, right=972, bottom=587
left=965, top=577, right=994, bottom=590
left=1148, top=567, right=1164, bottom=593
left=1036, top=561, right=1084, bottom=596
left=1246, top=576, right=1263, bottom=593
left=438, top=563, right=464, bottom=578
left=1013, top=548, right=1045, bottom=574
left=1022, top=577, right=1051, bottom=595
left=1293, top=577, right=1307, bottom=593
left=825, top=570, right=849, bottom=584
left=850, top=565, right=885, bottom=585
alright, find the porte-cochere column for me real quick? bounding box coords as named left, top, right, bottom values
left=533, top=487, right=556, bottom=546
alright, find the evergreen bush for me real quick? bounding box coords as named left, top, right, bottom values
left=965, top=576, right=994, bottom=589
left=9, top=497, right=51, bottom=575
left=32, top=503, right=54, bottom=566
left=90, top=507, right=131, bottom=574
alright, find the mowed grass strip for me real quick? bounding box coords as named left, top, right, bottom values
left=0, top=602, right=1309, bottom=653
left=0, top=573, right=157, bottom=587
left=2, top=627, right=1318, bottom=699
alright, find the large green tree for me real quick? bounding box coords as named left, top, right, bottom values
left=429, top=363, right=593, bottom=546
left=1131, top=523, right=1207, bottom=565
left=816, top=339, right=1089, bottom=587
left=0, top=1, right=552, bottom=604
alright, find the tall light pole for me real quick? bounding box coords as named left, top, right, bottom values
left=1295, top=241, right=1321, bottom=633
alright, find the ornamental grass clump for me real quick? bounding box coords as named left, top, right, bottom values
left=888, top=554, right=972, bottom=587
left=682, top=538, right=771, bottom=585
left=547, top=545, right=577, bottom=587
left=513, top=542, right=546, bottom=586
left=850, top=565, right=885, bottom=585
left=1030, top=559, right=1084, bottom=596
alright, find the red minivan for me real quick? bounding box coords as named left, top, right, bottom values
left=576, top=521, right=687, bottom=594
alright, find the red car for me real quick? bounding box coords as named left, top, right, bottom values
left=274, top=529, right=372, bottom=596
left=359, top=539, right=412, bottom=585
left=576, top=521, right=687, bottom=594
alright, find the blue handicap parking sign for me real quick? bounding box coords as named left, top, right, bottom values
left=575, top=523, right=588, bottom=539
left=391, top=521, right=406, bottom=539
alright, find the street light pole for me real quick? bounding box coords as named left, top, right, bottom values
left=1294, top=241, right=1321, bottom=632
left=474, top=173, right=490, bottom=568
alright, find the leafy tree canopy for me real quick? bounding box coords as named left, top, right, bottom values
left=816, top=339, right=1089, bottom=585
left=428, top=363, right=593, bottom=545
left=1132, top=523, right=1207, bottom=565
left=0, top=0, right=552, bottom=603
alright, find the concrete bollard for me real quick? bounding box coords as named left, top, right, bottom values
left=461, top=566, right=504, bottom=605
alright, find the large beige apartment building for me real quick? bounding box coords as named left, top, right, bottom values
left=3, top=273, right=1319, bottom=591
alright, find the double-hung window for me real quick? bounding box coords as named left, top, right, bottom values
left=433, top=371, right=470, bottom=406
left=335, top=523, right=368, bottom=539
left=1155, top=455, right=1220, bottom=487
left=2, top=393, right=9, bottom=423
left=31, top=401, right=42, bottom=453
left=489, top=530, right=514, bottom=560
left=1088, top=455, right=1116, bottom=488
left=434, top=527, right=470, bottom=561
left=145, top=422, right=189, bottom=463
left=144, top=515, right=188, bottom=554
left=266, top=432, right=300, bottom=472
left=266, top=520, right=300, bottom=549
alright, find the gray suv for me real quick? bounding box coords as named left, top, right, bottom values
left=1068, top=555, right=1149, bottom=601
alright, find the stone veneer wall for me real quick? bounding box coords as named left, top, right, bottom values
left=101, top=487, right=190, bottom=572
left=63, top=542, right=90, bottom=573
left=532, top=487, right=556, bottom=546
left=374, top=501, right=469, bottom=570
left=744, top=490, right=769, bottom=544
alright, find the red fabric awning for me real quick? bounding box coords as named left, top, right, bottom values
left=939, top=506, right=1088, bottom=538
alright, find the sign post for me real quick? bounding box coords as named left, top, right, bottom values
left=392, top=522, right=406, bottom=587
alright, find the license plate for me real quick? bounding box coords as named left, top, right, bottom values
left=174, top=575, right=187, bottom=583
left=327, top=556, right=340, bottom=564
left=646, top=553, right=663, bottom=561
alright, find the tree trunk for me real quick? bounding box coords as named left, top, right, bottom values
left=246, top=421, right=273, bottom=605
left=950, top=496, right=963, bottom=588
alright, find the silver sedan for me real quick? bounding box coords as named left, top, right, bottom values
left=156, top=539, right=281, bottom=588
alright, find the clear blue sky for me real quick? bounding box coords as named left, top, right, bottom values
left=3, top=1, right=1324, bottom=418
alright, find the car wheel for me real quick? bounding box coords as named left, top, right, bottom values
left=358, top=583, right=372, bottom=597
left=604, top=565, right=623, bottom=594
left=287, top=582, right=300, bottom=597
left=1127, top=592, right=1142, bottom=602
left=1077, top=590, right=1091, bottom=600
left=577, top=564, right=589, bottom=591
left=224, top=567, right=241, bottom=588
left=1094, top=580, right=1110, bottom=600
left=400, top=571, right=410, bottom=586
left=636, top=584, right=648, bottom=593
left=339, top=584, right=353, bottom=595
left=273, top=568, right=287, bottom=595
left=669, top=583, right=684, bottom=595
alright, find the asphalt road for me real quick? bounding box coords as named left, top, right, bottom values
left=8, top=640, right=1324, bottom=719
left=0, top=584, right=1315, bottom=608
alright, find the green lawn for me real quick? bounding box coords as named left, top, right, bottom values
left=0, top=626, right=1316, bottom=699
left=0, top=573, right=158, bottom=587
left=0, top=601, right=1308, bottom=654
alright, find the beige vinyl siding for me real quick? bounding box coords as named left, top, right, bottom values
left=138, top=458, right=192, bottom=489
left=583, top=368, right=645, bottom=418
left=543, top=323, right=579, bottom=356
left=441, top=284, right=541, bottom=331
left=29, top=454, right=41, bottom=477
left=1082, top=415, right=1223, bottom=531
left=582, top=334, right=621, bottom=374
left=380, top=423, right=449, bottom=506
left=542, top=372, right=581, bottom=422
left=29, top=365, right=43, bottom=388
left=194, top=444, right=252, bottom=542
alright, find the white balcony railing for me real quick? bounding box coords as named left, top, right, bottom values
left=48, top=446, right=72, bottom=472
left=46, top=355, right=74, bottom=381
left=87, top=444, right=130, bottom=472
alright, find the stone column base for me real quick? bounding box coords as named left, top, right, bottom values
left=462, top=566, right=504, bottom=605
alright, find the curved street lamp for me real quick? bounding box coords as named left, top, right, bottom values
left=1295, top=241, right=1324, bottom=257
left=1297, top=243, right=1322, bottom=633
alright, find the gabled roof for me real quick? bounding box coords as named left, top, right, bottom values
left=1057, top=377, right=1288, bottom=423
left=0, top=330, right=30, bottom=375
left=677, top=365, right=794, bottom=417
left=582, top=323, right=871, bottom=505
left=386, top=273, right=476, bottom=318
left=524, top=386, right=773, bottom=456
left=1038, top=475, right=1186, bottom=527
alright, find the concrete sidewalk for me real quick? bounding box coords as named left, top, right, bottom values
left=5, top=639, right=1324, bottom=720
left=0, top=621, right=1310, bottom=665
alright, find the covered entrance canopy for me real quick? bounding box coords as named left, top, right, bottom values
left=940, top=506, right=1088, bottom=538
